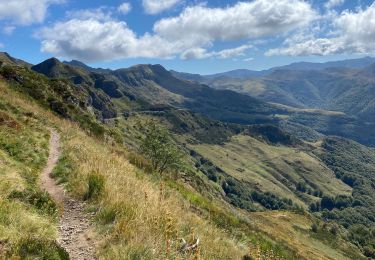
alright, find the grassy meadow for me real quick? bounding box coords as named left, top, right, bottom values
left=0, top=76, right=367, bottom=260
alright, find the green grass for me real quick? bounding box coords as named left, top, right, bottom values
left=191, top=134, right=351, bottom=208
left=0, top=81, right=67, bottom=258
left=0, top=62, right=369, bottom=259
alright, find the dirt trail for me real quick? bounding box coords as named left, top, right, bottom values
left=39, top=129, right=96, bottom=260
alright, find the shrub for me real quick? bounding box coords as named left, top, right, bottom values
left=363, top=246, right=375, bottom=258
left=140, top=121, right=184, bottom=174
left=17, top=237, right=69, bottom=260
left=296, top=182, right=307, bottom=192
left=311, top=223, right=318, bottom=233
left=321, top=196, right=335, bottom=210
left=84, top=171, right=105, bottom=200
left=8, top=189, right=58, bottom=216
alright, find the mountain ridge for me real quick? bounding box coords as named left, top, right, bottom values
left=1, top=52, right=375, bottom=259
left=171, top=56, right=375, bottom=80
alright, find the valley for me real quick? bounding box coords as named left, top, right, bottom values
left=0, top=52, right=375, bottom=259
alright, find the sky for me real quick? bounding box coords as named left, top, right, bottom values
left=0, top=0, right=375, bottom=74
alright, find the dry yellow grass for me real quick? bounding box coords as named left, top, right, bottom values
left=0, top=81, right=59, bottom=258
left=0, top=79, right=363, bottom=260
left=56, top=122, right=247, bottom=259
left=249, top=211, right=363, bottom=260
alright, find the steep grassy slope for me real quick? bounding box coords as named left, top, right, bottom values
left=30, top=56, right=375, bottom=148
left=0, top=78, right=253, bottom=259
left=249, top=211, right=362, bottom=260
left=33, top=59, right=289, bottom=125
left=110, top=110, right=365, bottom=259
left=204, top=68, right=375, bottom=146
left=0, top=52, right=31, bottom=67
left=1, top=55, right=373, bottom=259
left=0, top=82, right=67, bottom=259
left=312, top=137, right=375, bottom=258
left=207, top=66, right=375, bottom=124
left=0, top=64, right=297, bottom=259
left=190, top=135, right=351, bottom=208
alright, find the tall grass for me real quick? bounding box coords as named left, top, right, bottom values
left=0, top=82, right=65, bottom=258
left=55, top=123, right=246, bottom=259
left=1, top=79, right=344, bottom=259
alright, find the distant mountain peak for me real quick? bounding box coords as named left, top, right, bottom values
left=63, top=60, right=92, bottom=70
left=0, top=52, right=32, bottom=67
left=32, top=57, right=89, bottom=80
left=44, top=57, right=61, bottom=65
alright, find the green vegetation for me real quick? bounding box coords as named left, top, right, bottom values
left=84, top=171, right=106, bottom=200
left=0, top=82, right=66, bottom=258
left=0, top=63, right=115, bottom=138
left=0, top=54, right=373, bottom=259
left=205, top=67, right=375, bottom=147
left=140, top=120, right=184, bottom=174
left=313, top=137, right=375, bottom=257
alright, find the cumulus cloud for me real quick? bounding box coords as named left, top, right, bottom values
left=266, top=38, right=345, bottom=56
left=335, top=3, right=375, bottom=52
left=37, top=0, right=317, bottom=61
left=325, top=0, right=345, bottom=10
left=180, top=45, right=253, bottom=60
left=66, top=7, right=113, bottom=21
left=0, top=0, right=62, bottom=25
left=154, top=0, right=317, bottom=45
left=37, top=19, right=182, bottom=61
left=142, top=0, right=180, bottom=14
left=267, top=3, right=375, bottom=56
left=118, top=2, right=131, bottom=15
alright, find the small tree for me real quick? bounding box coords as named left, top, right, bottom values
left=311, top=223, right=318, bottom=233
left=140, top=121, right=184, bottom=174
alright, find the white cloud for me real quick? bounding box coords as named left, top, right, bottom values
left=335, top=3, right=375, bottom=52
left=2, top=26, right=15, bottom=35
left=142, top=0, right=180, bottom=14
left=325, top=0, right=345, bottom=10
left=0, top=0, right=62, bottom=25
left=180, top=45, right=253, bottom=60
left=37, top=0, right=317, bottom=61
left=180, top=48, right=208, bottom=60
left=243, top=57, right=254, bottom=62
left=66, top=7, right=112, bottom=21
left=118, top=3, right=131, bottom=15
left=266, top=38, right=345, bottom=56
left=0, top=43, right=4, bottom=49
left=213, top=45, right=253, bottom=59
left=154, top=0, right=317, bottom=46
left=37, top=19, right=181, bottom=61
left=267, top=3, right=375, bottom=56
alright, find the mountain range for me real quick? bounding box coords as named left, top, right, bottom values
left=172, top=56, right=375, bottom=80
left=1, top=51, right=375, bottom=259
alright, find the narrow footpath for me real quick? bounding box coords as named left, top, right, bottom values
left=39, top=129, right=96, bottom=260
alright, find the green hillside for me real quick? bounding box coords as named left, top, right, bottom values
left=198, top=67, right=375, bottom=146
left=1, top=55, right=375, bottom=259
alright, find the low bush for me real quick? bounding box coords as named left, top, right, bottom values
left=84, top=171, right=105, bottom=200
left=9, top=189, right=58, bottom=216
left=17, top=237, right=69, bottom=260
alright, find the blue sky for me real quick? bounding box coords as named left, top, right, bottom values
left=0, top=0, right=374, bottom=74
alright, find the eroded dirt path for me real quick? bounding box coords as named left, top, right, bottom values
left=40, top=129, right=96, bottom=260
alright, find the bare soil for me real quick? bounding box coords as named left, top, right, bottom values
left=39, top=129, right=96, bottom=260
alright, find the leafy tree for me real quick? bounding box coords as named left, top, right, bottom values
left=296, top=182, right=307, bottom=192
left=140, top=121, right=184, bottom=174
left=321, top=196, right=335, bottom=210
